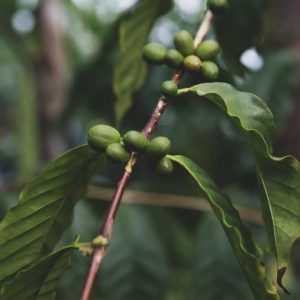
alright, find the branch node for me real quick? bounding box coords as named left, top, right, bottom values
left=125, top=163, right=133, bottom=173
left=92, top=235, right=109, bottom=248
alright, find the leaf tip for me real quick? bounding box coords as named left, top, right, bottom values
left=277, top=267, right=290, bottom=295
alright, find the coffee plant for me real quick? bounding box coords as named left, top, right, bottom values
left=0, top=0, right=299, bottom=299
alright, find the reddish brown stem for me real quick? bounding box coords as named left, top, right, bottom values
left=81, top=11, right=213, bottom=300
left=81, top=171, right=130, bottom=300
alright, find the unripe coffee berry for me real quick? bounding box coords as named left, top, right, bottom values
left=196, top=40, right=221, bottom=60
left=201, top=61, right=219, bottom=80
left=106, top=143, right=130, bottom=163
left=123, top=131, right=148, bottom=152
left=88, top=124, right=121, bottom=152
left=165, top=49, right=184, bottom=68
left=161, top=81, right=178, bottom=98
left=208, top=0, right=228, bottom=14
left=183, top=55, right=202, bottom=71
left=142, top=43, right=167, bottom=65
left=146, top=136, right=171, bottom=158
left=155, top=157, right=174, bottom=175
left=174, top=31, right=195, bottom=56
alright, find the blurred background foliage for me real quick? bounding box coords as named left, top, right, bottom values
left=0, top=0, right=300, bottom=299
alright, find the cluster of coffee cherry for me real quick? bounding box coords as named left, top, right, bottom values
left=86, top=0, right=230, bottom=175
left=142, top=30, right=221, bottom=81
left=87, top=124, right=174, bottom=175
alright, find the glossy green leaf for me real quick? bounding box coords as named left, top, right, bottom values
left=169, top=155, right=279, bottom=300
left=1, top=243, right=81, bottom=300
left=113, top=0, right=172, bottom=126
left=178, top=82, right=300, bottom=288
left=0, top=145, right=100, bottom=284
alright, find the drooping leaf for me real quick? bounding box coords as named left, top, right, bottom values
left=256, top=154, right=300, bottom=292
left=192, top=215, right=253, bottom=300
left=100, top=206, right=168, bottom=300
left=113, top=0, right=173, bottom=126
left=1, top=243, right=81, bottom=300
left=178, top=82, right=300, bottom=288
left=169, top=155, right=279, bottom=300
left=0, top=145, right=101, bottom=284
left=214, top=0, right=270, bottom=72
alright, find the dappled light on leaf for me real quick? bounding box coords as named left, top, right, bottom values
left=178, top=82, right=300, bottom=291
left=169, top=154, right=279, bottom=299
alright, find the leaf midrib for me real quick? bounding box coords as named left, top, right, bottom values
left=38, top=156, right=95, bottom=257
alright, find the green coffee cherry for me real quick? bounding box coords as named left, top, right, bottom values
left=123, top=131, right=148, bottom=152
left=208, top=0, right=228, bottom=14
left=106, top=143, right=130, bottom=163
left=161, top=81, right=178, bottom=98
left=165, top=49, right=184, bottom=68
left=146, top=136, right=171, bottom=157
left=196, top=40, right=221, bottom=60
left=201, top=61, right=219, bottom=80
left=174, top=30, right=195, bottom=56
left=155, top=157, right=174, bottom=175
left=142, top=43, right=167, bottom=65
left=88, top=124, right=121, bottom=152
left=183, top=55, right=202, bottom=71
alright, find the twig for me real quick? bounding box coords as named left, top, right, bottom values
left=0, top=182, right=262, bottom=225
left=80, top=11, right=214, bottom=300
left=87, top=186, right=262, bottom=225
left=194, top=11, right=213, bottom=47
